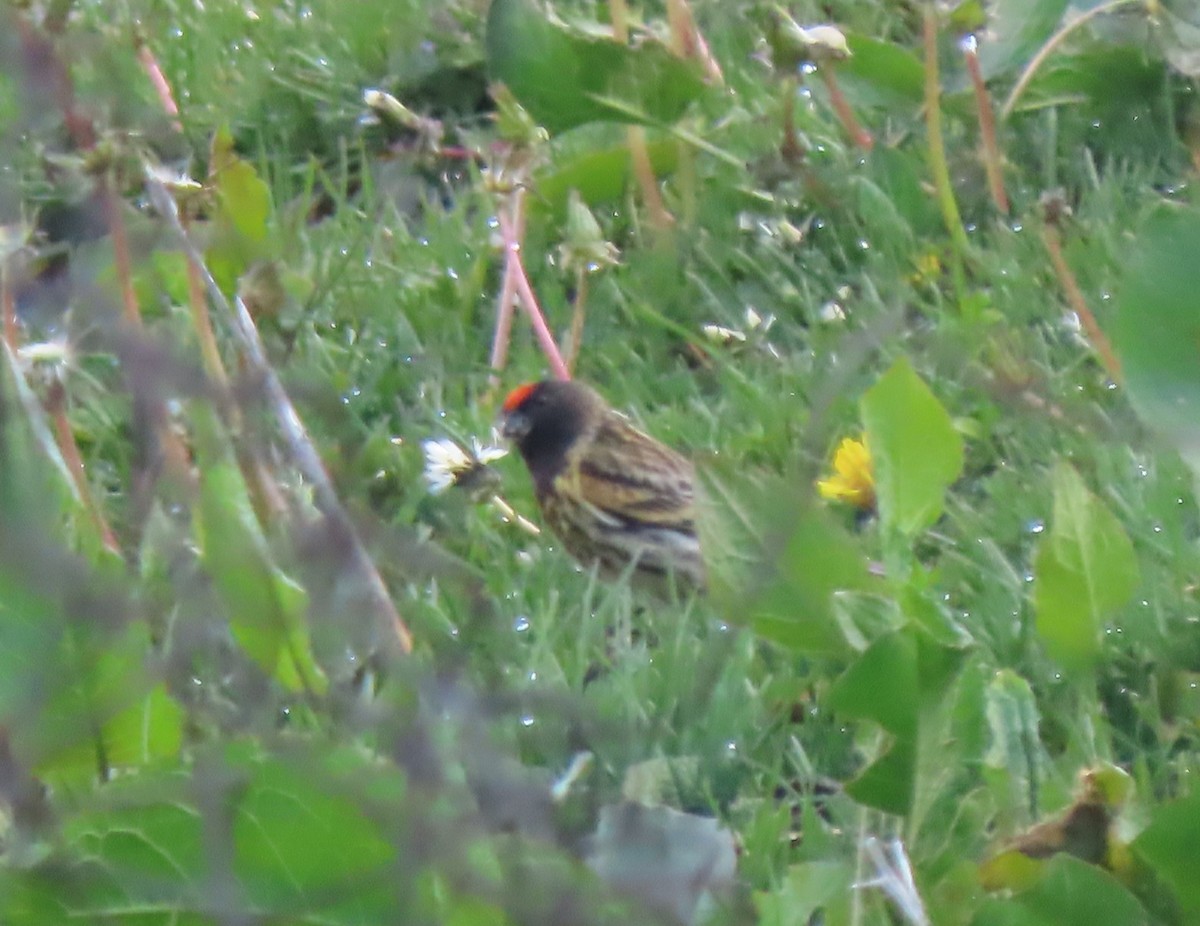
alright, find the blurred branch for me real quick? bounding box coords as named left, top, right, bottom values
left=144, top=169, right=415, bottom=657
left=133, top=28, right=182, bottom=132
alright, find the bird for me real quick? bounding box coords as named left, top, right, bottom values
left=498, top=379, right=705, bottom=594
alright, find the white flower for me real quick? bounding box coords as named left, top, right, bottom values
left=422, top=437, right=507, bottom=494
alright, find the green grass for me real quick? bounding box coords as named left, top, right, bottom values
left=2, top=0, right=1200, bottom=923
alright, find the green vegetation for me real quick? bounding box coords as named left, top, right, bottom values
left=2, top=0, right=1200, bottom=922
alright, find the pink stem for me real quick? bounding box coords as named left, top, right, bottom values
left=135, top=39, right=182, bottom=131
left=488, top=192, right=526, bottom=377
left=498, top=212, right=571, bottom=381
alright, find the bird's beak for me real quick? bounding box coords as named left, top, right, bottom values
left=498, top=408, right=530, bottom=442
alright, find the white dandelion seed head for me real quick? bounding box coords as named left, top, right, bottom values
left=423, top=436, right=508, bottom=494
left=471, top=437, right=508, bottom=465
left=422, top=438, right=472, bottom=494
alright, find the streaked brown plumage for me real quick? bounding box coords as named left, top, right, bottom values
left=499, top=380, right=705, bottom=593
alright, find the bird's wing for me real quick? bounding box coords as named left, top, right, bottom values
left=559, top=412, right=696, bottom=531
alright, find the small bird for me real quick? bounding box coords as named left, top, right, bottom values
left=499, top=380, right=705, bottom=593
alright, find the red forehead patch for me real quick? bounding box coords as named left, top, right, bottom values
left=502, top=382, right=538, bottom=413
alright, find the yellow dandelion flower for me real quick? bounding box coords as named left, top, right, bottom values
left=908, top=250, right=942, bottom=286
left=816, top=436, right=875, bottom=509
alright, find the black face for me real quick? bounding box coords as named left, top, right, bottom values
left=500, top=380, right=595, bottom=482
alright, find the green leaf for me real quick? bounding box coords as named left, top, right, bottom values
left=533, top=131, right=680, bottom=217
left=976, top=0, right=1070, bottom=80
left=1033, top=462, right=1138, bottom=671
left=101, top=684, right=185, bottom=769
left=1114, top=207, right=1200, bottom=483
left=206, top=126, right=274, bottom=293
left=234, top=754, right=398, bottom=916
left=861, top=356, right=964, bottom=538
left=838, top=34, right=925, bottom=109
left=697, top=467, right=871, bottom=654
left=63, top=771, right=207, bottom=915
left=828, top=629, right=918, bottom=814
left=757, top=861, right=854, bottom=926
left=485, top=0, right=707, bottom=133
left=983, top=669, right=1045, bottom=815
left=973, top=856, right=1146, bottom=926
left=1133, top=786, right=1200, bottom=916
left=192, top=408, right=327, bottom=695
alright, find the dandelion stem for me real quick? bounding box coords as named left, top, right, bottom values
left=564, top=268, right=588, bottom=375
left=821, top=68, right=873, bottom=150
left=1041, top=223, right=1122, bottom=382
left=922, top=6, right=969, bottom=295
left=963, top=39, right=1009, bottom=214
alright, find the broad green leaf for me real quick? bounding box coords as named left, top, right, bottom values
left=64, top=771, right=207, bottom=915
left=756, top=861, right=854, bottom=926
left=983, top=669, right=1045, bottom=817
left=101, top=684, right=185, bottom=770
left=839, top=34, right=925, bottom=109
left=977, top=0, right=1070, bottom=80
left=192, top=409, right=327, bottom=694
left=210, top=128, right=270, bottom=245
left=35, top=623, right=183, bottom=782
left=1114, top=207, right=1200, bottom=483
left=1033, top=462, right=1138, bottom=671
left=973, top=856, right=1145, bottom=926
left=861, top=356, right=964, bottom=538
left=844, top=736, right=916, bottom=816
left=698, top=467, right=871, bottom=654
left=1133, top=786, right=1200, bottom=916
left=830, top=628, right=918, bottom=738
left=485, top=0, right=707, bottom=133
left=533, top=132, right=679, bottom=217
left=234, top=755, right=398, bottom=916
left=828, top=628, right=918, bottom=814
left=206, top=127, right=274, bottom=293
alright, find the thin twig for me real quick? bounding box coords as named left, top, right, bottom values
left=45, top=379, right=121, bottom=555
left=963, top=38, right=1009, bottom=214
left=627, top=125, right=674, bottom=233
left=101, top=177, right=142, bottom=326
left=144, top=169, right=414, bottom=656
left=497, top=211, right=571, bottom=381
left=564, top=269, right=588, bottom=375
left=820, top=68, right=873, bottom=150
left=1042, top=224, right=1122, bottom=382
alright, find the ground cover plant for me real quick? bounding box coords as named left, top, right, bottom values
left=2, top=0, right=1200, bottom=922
